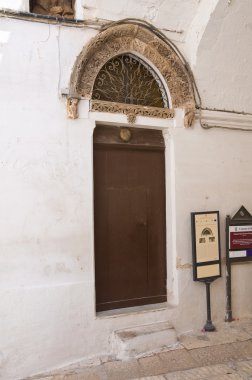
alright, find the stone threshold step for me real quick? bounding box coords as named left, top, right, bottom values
left=113, top=321, right=178, bottom=360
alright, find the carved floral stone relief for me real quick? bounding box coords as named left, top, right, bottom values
left=91, top=100, right=175, bottom=124
left=68, top=23, right=196, bottom=127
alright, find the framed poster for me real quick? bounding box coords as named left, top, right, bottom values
left=225, top=206, right=252, bottom=321
left=229, top=224, right=252, bottom=259
left=191, top=211, right=221, bottom=281
left=227, top=206, right=252, bottom=261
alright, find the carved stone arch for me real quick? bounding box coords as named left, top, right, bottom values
left=68, top=23, right=196, bottom=127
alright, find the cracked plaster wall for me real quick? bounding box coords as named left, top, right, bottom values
left=80, top=0, right=199, bottom=31
left=0, top=0, right=201, bottom=33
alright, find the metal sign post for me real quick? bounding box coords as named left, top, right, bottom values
left=204, top=279, right=216, bottom=331
left=191, top=211, right=221, bottom=331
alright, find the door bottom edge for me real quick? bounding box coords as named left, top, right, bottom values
left=96, top=300, right=173, bottom=319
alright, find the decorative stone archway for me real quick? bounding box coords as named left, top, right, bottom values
left=67, top=22, right=196, bottom=127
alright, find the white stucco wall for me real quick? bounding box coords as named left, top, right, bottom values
left=193, top=0, right=252, bottom=113
left=1, top=4, right=252, bottom=379
left=0, top=0, right=29, bottom=12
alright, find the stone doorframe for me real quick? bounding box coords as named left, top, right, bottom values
left=66, top=22, right=196, bottom=128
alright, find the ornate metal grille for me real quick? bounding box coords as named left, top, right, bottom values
left=92, top=54, right=169, bottom=108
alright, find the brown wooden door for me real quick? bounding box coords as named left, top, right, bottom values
left=94, top=126, right=167, bottom=312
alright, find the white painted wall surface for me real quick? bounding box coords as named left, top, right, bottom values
left=0, top=0, right=29, bottom=12
left=1, top=4, right=252, bottom=379
left=193, top=0, right=252, bottom=113
left=80, top=0, right=199, bottom=31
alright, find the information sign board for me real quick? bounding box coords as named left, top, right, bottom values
left=191, top=211, right=221, bottom=281
left=225, top=206, right=252, bottom=321
left=229, top=225, right=252, bottom=258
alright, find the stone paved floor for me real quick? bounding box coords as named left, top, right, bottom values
left=26, top=320, right=252, bottom=380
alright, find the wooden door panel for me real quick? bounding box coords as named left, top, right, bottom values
left=107, top=187, right=148, bottom=300
left=94, top=126, right=167, bottom=311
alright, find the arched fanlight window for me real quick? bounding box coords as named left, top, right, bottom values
left=92, top=53, right=169, bottom=108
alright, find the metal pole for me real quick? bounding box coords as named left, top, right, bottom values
left=204, top=281, right=216, bottom=332
left=225, top=216, right=233, bottom=322
left=225, top=258, right=232, bottom=322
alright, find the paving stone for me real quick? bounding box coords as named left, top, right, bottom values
left=103, top=358, right=140, bottom=379
left=29, top=368, right=106, bottom=380
left=230, top=340, right=252, bottom=360
left=236, top=359, right=252, bottom=376
left=135, top=376, right=166, bottom=380
left=138, top=355, right=166, bottom=377
left=208, top=375, right=244, bottom=380
left=34, top=376, right=65, bottom=380
left=163, top=364, right=237, bottom=380
left=234, top=320, right=252, bottom=339
left=63, top=368, right=105, bottom=380
left=188, top=342, right=246, bottom=366
left=158, top=348, right=198, bottom=373
left=180, top=325, right=251, bottom=350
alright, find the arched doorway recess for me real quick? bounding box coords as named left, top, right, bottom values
left=67, top=22, right=196, bottom=128
left=67, top=21, right=197, bottom=312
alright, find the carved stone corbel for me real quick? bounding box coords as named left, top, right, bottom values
left=184, top=108, right=195, bottom=128
left=66, top=97, right=79, bottom=119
